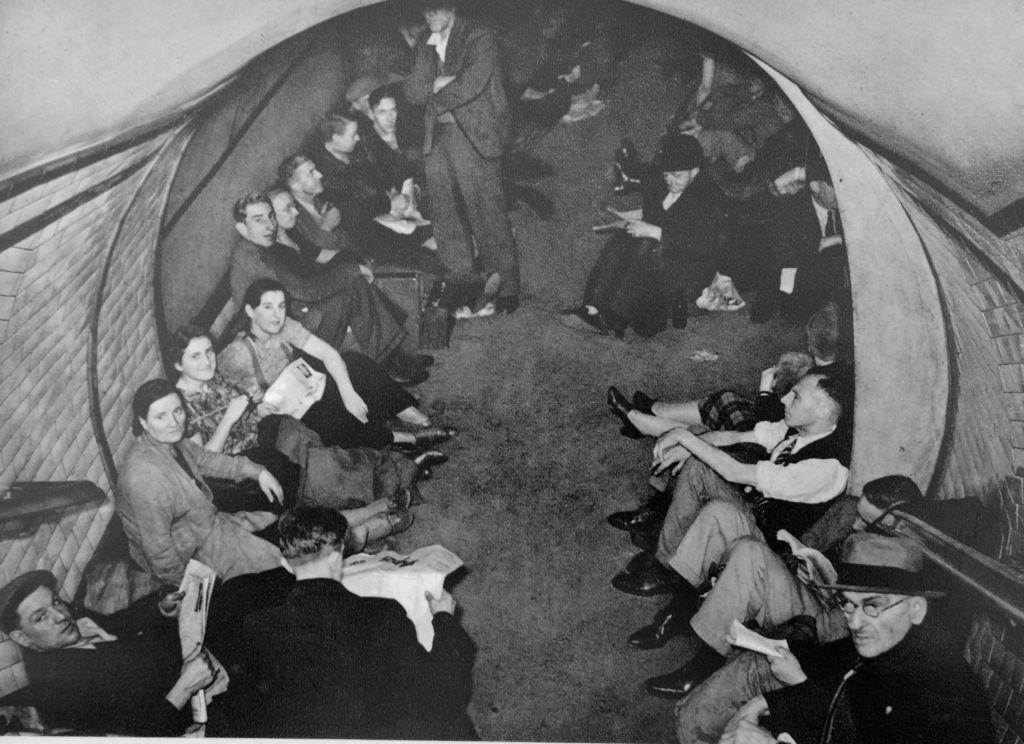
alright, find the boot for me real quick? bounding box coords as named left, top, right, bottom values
left=344, top=510, right=415, bottom=555
left=628, top=583, right=701, bottom=649
left=643, top=641, right=725, bottom=698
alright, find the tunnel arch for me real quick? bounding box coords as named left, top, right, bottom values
left=0, top=0, right=1023, bottom=710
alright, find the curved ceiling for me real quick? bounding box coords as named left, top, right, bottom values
left=3, top=0, right=1024, bottom=225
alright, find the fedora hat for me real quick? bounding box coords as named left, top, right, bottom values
left=0, top=570, right=58, bottom=634
left=814, top=533, right=946, bottom=599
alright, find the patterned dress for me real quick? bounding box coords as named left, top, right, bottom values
left=180, top=375, right=258, bottom=455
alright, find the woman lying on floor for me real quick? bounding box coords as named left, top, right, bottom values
left=172, top=325, right=429, bottom=550
left=218, top=278, right=455, bottom=453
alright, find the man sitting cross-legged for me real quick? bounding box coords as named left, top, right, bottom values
left=612, top=371, right=851, bottom=696
left=226, top=505, right=477, bottom=739
left=714, top=533, right=994, bottom=744
left=633, top=475, right=919, bottom=710
left=0, top=571, right=226, bottom=736
left=675, top=477, right=998, bottom=743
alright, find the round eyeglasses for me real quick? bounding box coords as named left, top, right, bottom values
left=837, top=595, right=910, bottom=619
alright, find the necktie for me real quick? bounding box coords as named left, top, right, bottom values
left=824, top=210, right=837, bottom=237
left=774, top=436, right=798, bottom=465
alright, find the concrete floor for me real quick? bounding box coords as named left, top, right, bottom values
left=386, top=38, right=804, bottom=744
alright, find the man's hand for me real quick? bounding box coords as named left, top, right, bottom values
left=625, top=220, right=662, bottom=241
left=433, top=75, right=456, bottom=93
left=719, top=720, right=777, bottom=744
left=358, top=263, right=375, bottom=284
left=426, top=590, right=456, bottom=616
left=158, top=588, right=185, bottom=618
left=720, top=696, right=770, bottom=743
left=768, top=647, right=807, bottom=686
left=389, top=193, right=411, bottom=217
left=166, top=645, right=215, bottom=710
left=759, top=365, right=777, bottom=393
left=320, top=205, right=342, bottom=232
left=257, top=469, right=284, bottom=504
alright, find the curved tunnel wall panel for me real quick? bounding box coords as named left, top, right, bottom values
left=756, top=62, right=949, bottom=495
left=160, top=24, right=357, bottom=333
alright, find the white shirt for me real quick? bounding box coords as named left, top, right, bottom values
left=662, top=191, right=683, bottom=211
left=751, top=420, right=848, bottom=504
left=427, top=30, right=451, bottom=63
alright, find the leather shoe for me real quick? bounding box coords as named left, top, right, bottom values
left=627, top=586, right=701, bottom=648
left=607, top=504, right=665, bottom=533
left=624, top=550, right=655, bottom=575
left=632, top=390, right=656, bottom=416
left=643, top=644, right=725, bottom=698
left=607, top=386, right=643, bottom=439
left=386, top=363, right=429, bottom=386
left=396, top=426, right=458, bottom=451
left=611, top=561, right=681, bottom=597
left=631, top=529, right=657, bottom=552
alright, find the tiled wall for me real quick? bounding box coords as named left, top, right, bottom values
left=0, top=125, right=192, bottom=697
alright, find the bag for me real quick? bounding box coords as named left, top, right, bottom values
left=696, top=272, right=746, bottom=311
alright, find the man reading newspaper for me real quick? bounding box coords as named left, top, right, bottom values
left=225, top=506, right=477, bottom=739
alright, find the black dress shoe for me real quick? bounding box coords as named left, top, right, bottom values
left=387, top=366, right=429, bottom=386
left=632, top=390, right=656, bottom=416
left=628, top=585, right=701, bottom=649
left=413, top=450, right=449, bottom=470
left=611, top=561, right=681, bottom=596
left=643, top=643, right=725, bottom=698
left=631, top=529, right=657, bottom=552
left=396, top=426, right=458, bottom=451
left=607, top=504, right=666, bottom=533
left=607, top=386, right=643, bottom=439
left=624, top=550, right=655, bottom=575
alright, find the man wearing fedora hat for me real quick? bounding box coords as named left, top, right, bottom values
left=716, top=533, right=994, bottom=744
left=562, top=131, right=730, bottom=337
left=0, top=570, right=226, bottom=735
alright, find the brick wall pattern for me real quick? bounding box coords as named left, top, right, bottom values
left=0, top=126, right=190, bottom=697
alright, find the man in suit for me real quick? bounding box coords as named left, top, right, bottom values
left=404, top=0, right=520, bottom=313
left=228, top=505, right=477, bottom=739
left=0, top=571, right=225, bottom=735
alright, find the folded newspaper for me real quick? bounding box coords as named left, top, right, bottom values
left=374, top=178, right=431, bottom=235
left=262, top=358, right=326, bottom=419
left=178, top=560, right=217, bottom=724
left=342, top=544, right=463, bottom=651
left=776, top=529, right=838, bottom=586
left=728, top=619, right=788, bottom=658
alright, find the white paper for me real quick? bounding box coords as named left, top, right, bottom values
left=178, top=560, right=217, bottom=723
left=341, top=545, right=463, bottom=651
left=779, top=267, right=797, bottom=294
left=728, top=619, right=788, bottom=658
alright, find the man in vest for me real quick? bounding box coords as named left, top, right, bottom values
left=612, top=370, right=851, bottom=697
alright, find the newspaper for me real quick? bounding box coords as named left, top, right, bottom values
left=374, top=178, right=431, bottom=235
left=177, top=560, right=217, bottom=723
left=776, top=529, right=838, bottom=586
left=727, top=619, right=788, bottom=658
left=342, top=544, right=463, bottom=651
left=261, top=358, right=326, bottom=419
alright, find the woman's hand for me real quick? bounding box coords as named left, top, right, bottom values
left=320, top=205, right=342, bottom=232
left=768, top=648, right=807, bottom=686
left=340, top=387, right=369, bottom=424
left=224, top=395, right=250, bottom=424
left=158, top=588, right=185, bottom=618
left=257, top=469, right=284, bottom=504
left=625, top=220, right=662, bottom=241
